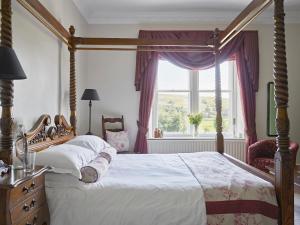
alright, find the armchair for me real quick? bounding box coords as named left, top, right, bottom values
left=248, top=139, right=299, bottom=173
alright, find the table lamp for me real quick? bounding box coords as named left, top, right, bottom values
left=81, top=89, right=100, bottom=135
left=0, top=46, right=27, bottom=167
left=0, top=46, right=27, bottom=80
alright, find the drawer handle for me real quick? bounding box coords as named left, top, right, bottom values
left=30, top=182, right=36, bottom=189
left=23, top=199, right=37, bottom=212
left=23, top=204, right=30, bottom=212
left=22, top=182, right=35, bottom=193
left=22, top=186, right=29, bottom=193
left=30, top=199, right=36, bottom=207
left=26, top=216, right=37, bottom=225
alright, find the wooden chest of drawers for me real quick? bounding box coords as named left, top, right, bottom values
left=0, top=166, right=50, bottom=225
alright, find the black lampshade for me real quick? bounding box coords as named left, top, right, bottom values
left=0, top=46, right=27, bottom=80
left=81, top=89, right=100, bottom=101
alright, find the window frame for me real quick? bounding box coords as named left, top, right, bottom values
left=152, top=69, right=192, bottom=137
left=150, top=60, right=243, bottom=139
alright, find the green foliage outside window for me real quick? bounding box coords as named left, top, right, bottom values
left=158, top=94, right=188, bottom=133
left=157, top=93, right=230, bottom=135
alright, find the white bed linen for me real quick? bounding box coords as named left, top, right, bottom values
left=46, top=154, right=207, bottom=225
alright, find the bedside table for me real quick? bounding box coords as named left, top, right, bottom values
left=0, top=166, right=50, bottom=225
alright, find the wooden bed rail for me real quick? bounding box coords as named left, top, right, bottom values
left=223, top=154, right=275, bottom=184
left=75, top=47, right=214, bottom=52
left=15, top=0, right=272, bottom=51
left=16, top=0, right=70, bottom=46
left=74, top=37, right=212, bottom=47
left=219, top=0, right=273, bottom=49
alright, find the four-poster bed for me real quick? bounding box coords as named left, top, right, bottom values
left=0, top=0, right=294, bottom=224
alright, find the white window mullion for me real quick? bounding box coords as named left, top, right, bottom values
left=151, top=81, right=158, bottom=138
left=191, top=70, right=199, bottom=114
left=233, top=61, right=244, bottom=139
left=230, top=61, right=237, bottom=138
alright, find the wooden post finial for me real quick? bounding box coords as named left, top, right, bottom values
left=213, top=28, right=224, bottom=154
left=0, top=0, right=14, bottom=165
left=68, top=25, right=77, bottom=135
left=273, top=0, right=293, bottom=225
left=69, top=25, right=75, bottom=36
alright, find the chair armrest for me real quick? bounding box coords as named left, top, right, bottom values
left=247, top=140, right=276, bottom=165
left=248, top=143, right=262, bottom=165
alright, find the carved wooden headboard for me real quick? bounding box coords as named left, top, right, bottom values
left=16, top=114, right=74, bottom=153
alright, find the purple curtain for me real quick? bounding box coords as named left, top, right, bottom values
left=134, top=30, right=259, bottom=154
left=236, top=46, right=258, bottom=163
left=134, top=53, right=158, bottom=154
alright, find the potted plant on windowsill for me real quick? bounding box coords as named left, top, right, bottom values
left=188, top=113, right=203, bottom=137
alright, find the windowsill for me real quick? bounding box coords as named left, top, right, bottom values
left=147, top=137, right=245, bottom=141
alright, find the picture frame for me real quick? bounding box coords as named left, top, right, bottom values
left=267, top=82, right=277, bottom=137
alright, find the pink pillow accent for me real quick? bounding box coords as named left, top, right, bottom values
left=106, top=130, right=129, bottom=152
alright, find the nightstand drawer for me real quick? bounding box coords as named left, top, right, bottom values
left=10, top=189, right=46, bottom=224
left=0, top=166, right=49, bottom=225
left=15, top=204, right=50, bottom=225
left=10, top=175, right=44, bottom=207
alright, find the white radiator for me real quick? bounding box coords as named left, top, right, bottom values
left=148, top=139, right=246, bottom=162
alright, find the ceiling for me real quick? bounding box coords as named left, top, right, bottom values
left=72, top=0, right=300, bottom=24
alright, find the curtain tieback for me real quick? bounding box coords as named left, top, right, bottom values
left=137, top=121, right=148, bottom=134
left=245, top=129, right=257, bottom=136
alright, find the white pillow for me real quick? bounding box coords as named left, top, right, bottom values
left=67, top=135, right=110, bottom=154
left=36, top=144, right=95, bottom=179
left=106, top=131, right=129, bottom=152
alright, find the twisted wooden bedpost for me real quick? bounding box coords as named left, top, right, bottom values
left=0, top=0, right=14, bottom=164
left=273, top=0, right=293, bottom=224
left=68, top=26, right=77, bottom=135
left=213, top=29, right=224, bottom=154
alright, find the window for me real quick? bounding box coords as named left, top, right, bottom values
left=150, top=60, right=244, bottom=138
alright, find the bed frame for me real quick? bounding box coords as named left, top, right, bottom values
left=14, top=115, right=74, bottom=153
left=0, top=0, right=293, bottom=224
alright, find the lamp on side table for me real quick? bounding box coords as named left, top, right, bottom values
left=0, top=46, right=27, bottom=166
left=81, top=89, right=100, bottom=135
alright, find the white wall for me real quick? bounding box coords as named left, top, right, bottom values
left=0, top=0, right=88, bottom=130
left=82, top=23, right=300, bottom=153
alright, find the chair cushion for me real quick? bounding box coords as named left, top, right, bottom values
left=253, top=157, right=274, bottom=173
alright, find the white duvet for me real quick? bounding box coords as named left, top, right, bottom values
left=46, top=154, right=207, bottom=225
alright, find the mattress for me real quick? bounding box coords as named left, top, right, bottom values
left=45, top=152, right=277, bottom=225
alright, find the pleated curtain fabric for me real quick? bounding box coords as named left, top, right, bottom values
left=134, top=30, right=258, bottom=154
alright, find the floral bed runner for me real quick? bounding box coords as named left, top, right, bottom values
left=179, top=152, right=278, bottom=225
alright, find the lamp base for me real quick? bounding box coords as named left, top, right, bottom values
left=85, top=131, right=94, bottom=135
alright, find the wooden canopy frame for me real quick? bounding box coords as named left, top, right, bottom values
left=0, top=0, right=293, bottom=224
